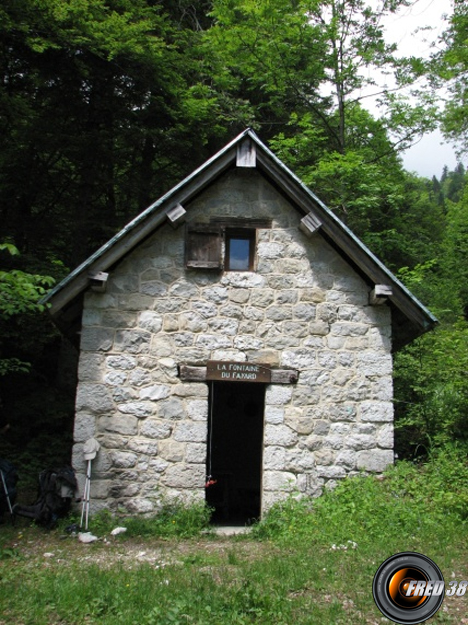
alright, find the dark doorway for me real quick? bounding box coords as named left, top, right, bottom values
left=206, top=381, right=265, bottom=525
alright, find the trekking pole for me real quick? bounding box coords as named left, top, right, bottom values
left=84, top=459, right=91, bottom=530
left=0, top=469, right=13, bottom=517
left=80, top=438, right=100, bottom=531
left=80, top=466, right=90, bottom=530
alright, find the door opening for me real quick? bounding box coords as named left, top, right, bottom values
left=206, top=381, right=265, bottom=525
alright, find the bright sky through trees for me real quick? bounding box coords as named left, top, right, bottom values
left=383, top=0, right=466, bottom=177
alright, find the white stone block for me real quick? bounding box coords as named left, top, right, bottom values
left=197, top=334, right=232, bottom=349
left=139, top=385, right=171, bottom=401
left=265, top=385, right=293, bottom=405
left=257, top=242, right=284, bottom=258
left=361, top=401, right=394, bottom=422
left=99, top=415, right=138, bottom=436
left=377, top=424, right=394, bottom=448
left=163, top=464, right=205, bottom=488
left=76, top=384, right=114, bottom=415
left=316, top=465, right=346, bottom=479
left=186, top=443, right=206, bottom=463
left=286, top=449, right=316, bottom=471
left=138, top=311, right=163, bottom=333
left=173, top=422, right=207, bottom=443
left=233, top=335, right=263, bottom=350
left=357, top=352, right=393, bottom=376
left=73, top=413, right=96, bottom=442
left=114, top=330, right=151, bottom=354
left=356, top=449, right=394, bottom=472
left=191, top=300, right=217, bottom=318
left=158, top=440, right=185, bottom=462
left=106, top=355, right=138, bottom=370
left=264, top=424, right=297, bottom=447
left=104, top=371, right=127, bottom=386
left=186, top=400, right=208, bottom=421
left=263, top=446, right=286, bottom=470
left=263, top=470, right=296, bottom=491
left=117, top=402, right=154, bottom=418
left=345, top=434, right=377, bottom=450
left=202, top=286, right=228, bottom=303
left=125, top=498, right=155, bottom=514
left=110, top=451, right=138, bottom=468
left=139, top=419, right=171, bottom=440
left=179, top=311, right=207, bottom=332
left=265, top=406, right=284, bottom=424
left=281, top=348, right=316, bottom=368
left=208, top=318, right=239, bottom=335
left=221, top=272, right=266, bottom=288
left=129, top=369, right=152, bottom=387
left=127, top=439, right=159, bottom=455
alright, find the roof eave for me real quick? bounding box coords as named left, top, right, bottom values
left=43, top=129, right=251, bottom=314
left=43, top=128, right=437, bottom=348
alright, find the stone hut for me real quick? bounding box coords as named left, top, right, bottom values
left=44, top=130, right=437, bottom=523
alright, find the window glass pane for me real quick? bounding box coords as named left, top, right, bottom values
left=229, top=237, right=251, bottom=270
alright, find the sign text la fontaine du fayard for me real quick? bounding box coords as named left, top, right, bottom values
left=206, top=361, right=271, bottom=383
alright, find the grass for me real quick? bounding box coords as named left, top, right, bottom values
left=1, top=448, right=468, bottom=624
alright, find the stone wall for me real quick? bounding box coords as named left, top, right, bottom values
left=73, top=169, right=394, bottom=515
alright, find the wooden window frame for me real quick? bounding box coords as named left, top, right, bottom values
left=185, top=219, right=271, bottom=272
left=225, top=228, right=256, bottom=272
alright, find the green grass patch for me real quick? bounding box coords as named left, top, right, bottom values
left=1, top=448, right=467, bottom=624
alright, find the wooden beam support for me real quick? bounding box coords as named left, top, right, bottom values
left=236, top=139, right=256, bottom=168
left=270, top=369, right=299, bottom=384
left=178, top=364, right=298, bottom=384
left=179, top=365, right=207, bottom=382
left=370, top=284, right=393, bottom=306
left=300, top=213, right=322, bottom=237
left=166, top=203, right=186, bottom=229
left=88, top=271, right=108, bottom=292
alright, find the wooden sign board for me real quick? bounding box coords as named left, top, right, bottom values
left=206, top=361, right=271, bottom=383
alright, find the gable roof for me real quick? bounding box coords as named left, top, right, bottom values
left=44, top=128, right=437, bottom=351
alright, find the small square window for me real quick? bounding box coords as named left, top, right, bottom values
left=226, top=229, right=255, bottom=271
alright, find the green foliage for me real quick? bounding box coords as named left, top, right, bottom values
left=394, top=321, right=468, bottom=456
left=0, top=243, right=55, bottom=378
left=392, top=170, right=468, bottom=458
left=0, top=269, right=54, bottom=317
left=254, top=447, right=468, bottom=546
left=0, top=546, right=22, bottom=561
left=437, top=1, right=468, bottom=154
left=0, top=244, right=54, bottom=318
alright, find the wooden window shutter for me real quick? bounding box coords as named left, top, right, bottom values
left=185, top=224, right=223, bottom=269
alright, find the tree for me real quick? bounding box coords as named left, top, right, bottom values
left=393, top=168, right=468, bottom=459
left=0, top=243, right=54, bottom=375
left=437, top=0, right=468, bottom=154
left=207, top=0, right=436, bottom=152
left=0, top=0, right=233, bottom=269
left=206, top=0, right=441, bottom=265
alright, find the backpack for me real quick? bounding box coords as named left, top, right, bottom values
left=0, top=459, right=18, bottom=519
left=14, top=466, right=78, bottom=528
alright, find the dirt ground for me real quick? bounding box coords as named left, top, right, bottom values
left=1, top=523, right=269, bottom=569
